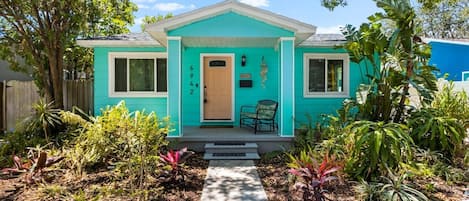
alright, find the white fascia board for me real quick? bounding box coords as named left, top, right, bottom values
left=77, top=40, right=162, bottom=48
left=423, top=38, right=469, bottom=46
left=146, top=0, right=316, bottom=35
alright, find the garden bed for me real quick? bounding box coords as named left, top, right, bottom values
left=0, top=153, right=209, bottom=201
left=256, top=153, right=468, bottom=201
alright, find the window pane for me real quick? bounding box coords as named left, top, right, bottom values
left=157, top=58, right=167, bottom=92
left=115, top=58, right=127, bottom=92
left=129, top=59, right=155, bottom=91
left=327, top=60, right=343, bottom=92
left=308, top=59, right=325, bottom=92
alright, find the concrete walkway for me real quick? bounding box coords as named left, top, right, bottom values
left=201, top=160, right=268, bottom=201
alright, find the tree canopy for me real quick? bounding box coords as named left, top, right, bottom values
left=140, top=14, right=173, bottom=32
left=0, top=0, right=137, bottom=108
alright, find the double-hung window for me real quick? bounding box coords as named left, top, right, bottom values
left=304, top=53, right=349, bottom=98
left=109, top=52, right=167, bottom=97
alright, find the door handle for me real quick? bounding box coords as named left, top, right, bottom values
left=204, top=85, right=207, bottom=103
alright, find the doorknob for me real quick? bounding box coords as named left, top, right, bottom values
left=204, top=85, right=207, bottom=103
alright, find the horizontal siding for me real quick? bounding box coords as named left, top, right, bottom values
left=93, top=47, right=168, bottom=117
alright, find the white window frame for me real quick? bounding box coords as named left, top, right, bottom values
left=108, top=52, right=168, bottom=97
left=462, top=71, right=469, bottom=81
left=303, top=53, right=350, bottom=98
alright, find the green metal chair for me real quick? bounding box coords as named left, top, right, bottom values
left=240, top=100, right=278, bottom=134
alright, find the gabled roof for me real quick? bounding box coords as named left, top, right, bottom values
left=77, top=32, right=161, bottom=48
left=145, top=0, right=316, bottom=46
left=299, top=34, right=346, bottom=47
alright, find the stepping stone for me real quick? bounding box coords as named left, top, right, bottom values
left=201, top=160, right=268, bottom=201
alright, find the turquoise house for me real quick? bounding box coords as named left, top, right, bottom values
left=78, top=0, right=364, bottom=151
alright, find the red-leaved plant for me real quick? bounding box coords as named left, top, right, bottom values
left=160, top=147, right=194, bottom=182
left=1, top=151, right=64, bottom=184
left=288, top=150, right=341, bottom=201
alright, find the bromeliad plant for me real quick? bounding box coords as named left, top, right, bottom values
left=160, top=147, right=194, bottom=183
left=287, top=149, right=341, bottom=201
left=1, top=147, right=64, bottom=184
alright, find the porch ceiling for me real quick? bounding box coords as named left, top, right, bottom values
left=182, top=37, right=279, bottom=47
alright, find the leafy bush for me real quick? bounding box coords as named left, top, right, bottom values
left=345, top=121, right=414, bottom=180
left=408, top=108, right=465, bottom=158
left=432, top=81, right=469, bottom=128
left=287, top=149, right=341, bottom=201
left=0, top=131, right=46, bottom=168
left=67, top=101, right=170, bottom=192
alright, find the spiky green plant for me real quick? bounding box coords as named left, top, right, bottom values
left=357, top=171, right=429, bottom=201
left=345, top=121, right=414, bottom=180
left=408, top=108, right=465, bottom=158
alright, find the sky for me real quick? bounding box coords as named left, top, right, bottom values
left=129, top=0, right=382, bottom=33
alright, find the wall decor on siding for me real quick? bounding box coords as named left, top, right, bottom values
left=240, top=73, right=251, bottom=79
left=189, top=65, right=198, bottom=95
left=260, top=56, right=268, bottom=88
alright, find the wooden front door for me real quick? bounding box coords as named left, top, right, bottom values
left=203, top=56, right=232, bottom=120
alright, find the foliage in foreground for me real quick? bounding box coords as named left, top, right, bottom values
left=160, top=147, right=194, bottom=183
left=345, top=121, right=414, bottom=180
left=287, top=149, right=341, bottom=201
left=67, top=101, right=170, bottom=193
left=356, top=171, right=429, bottom=201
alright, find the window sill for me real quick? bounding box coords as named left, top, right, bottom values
left=109, top=92, right=168, bottom=98
left=303, top=93, right=349, bottom=98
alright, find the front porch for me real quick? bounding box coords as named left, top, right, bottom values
left=169, top=126, right=293, bottom=153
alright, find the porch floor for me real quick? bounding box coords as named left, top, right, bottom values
left=171, top=126, right=292, bottom=153
left=180, top=126, right=285, bottom=142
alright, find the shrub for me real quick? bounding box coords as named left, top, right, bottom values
left=408, top=108, right=465, bottom=158
left=432, top=81, right=469, bottom=128
left=67, top=101, right=170, bottom=192
left=20, top=99, right=62, bottom=143
left=287, top=149, right=341, bottom=201
left=345, top=121, right=414, bottom=180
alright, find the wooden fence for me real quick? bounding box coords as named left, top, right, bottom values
left=1, top=80, right=93, bottom=132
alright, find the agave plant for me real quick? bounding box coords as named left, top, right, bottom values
left=288, top=149, right=341, bottom=201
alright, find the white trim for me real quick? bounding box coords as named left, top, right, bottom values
left=108, top=52, right=168, bottom=98
left=423, top=38, right=469, bottom=46
left=303, top=53, right=350, bottom=98
left=462, top=71, right=469, bottom=81
left=280, top=37, right=296, bottom=41
left=167, top=36, right=182, bottom=40
left=177, top=39, right=182, bottom=135
left=77, top=40, right=162, bottom=48
left=199, top=53, right=236, bottom=123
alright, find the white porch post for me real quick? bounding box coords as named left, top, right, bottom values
left=167, top=37, right=182, bottom=137
left=279, top=37, right=295, bottom=137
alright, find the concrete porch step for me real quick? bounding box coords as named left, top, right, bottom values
left=205, top=142, right=258, bottom=153
left=203, top=152, right=260, bottom=160
left=203, top=142, right=260, bottom=160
